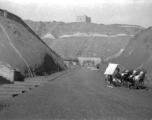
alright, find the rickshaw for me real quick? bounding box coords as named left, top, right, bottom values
left=104, top=63, right=122, bottom=86
left=134, top=69, right=150, bottom=90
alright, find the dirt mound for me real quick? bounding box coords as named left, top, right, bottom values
left=0, top=9, right=66, bottom=78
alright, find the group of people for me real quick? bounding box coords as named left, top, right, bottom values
left=106, top=68, right=148, bottom=89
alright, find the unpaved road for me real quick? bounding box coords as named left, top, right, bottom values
left=0, top=68, right=152, bottom=120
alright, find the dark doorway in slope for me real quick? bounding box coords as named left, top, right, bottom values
left=34, top=54, right=63, bottom=76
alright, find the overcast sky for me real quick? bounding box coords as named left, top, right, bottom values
left=0, top=0, right=152, bottom=28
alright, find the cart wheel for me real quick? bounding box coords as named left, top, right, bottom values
left=136, top=81, right=143, bottom=89
left=144, top=77, right=150, bottom=90
left=136, top=78, right=149, bottom=90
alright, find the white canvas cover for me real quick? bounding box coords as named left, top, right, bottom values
left=104, top=63, right=119, bottom=75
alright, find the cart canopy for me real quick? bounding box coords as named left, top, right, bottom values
left=104, top=63, right=119, bottom=75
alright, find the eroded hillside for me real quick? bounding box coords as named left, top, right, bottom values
left=0, top=9, right=66, bottom=78
left=25, top=20, right=144, bottom=59
left=112, top=27, right=152, bottom=77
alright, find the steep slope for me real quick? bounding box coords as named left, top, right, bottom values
left=0, top=9, right=66, bottom=78
left=51, top=36, right=131, bottom=58
left=112, top=27, right=152, bottom=77
left=25, top=20, right=144, bottom=58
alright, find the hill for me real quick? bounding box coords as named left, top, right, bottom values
left=25, top=20, right=144, bottom=59
left=0, top=9, right=66, bottom=79
left=111, top=27, right=152, bottom=77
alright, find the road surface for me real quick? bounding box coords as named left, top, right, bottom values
left=0, top=67, right=152, bottom=120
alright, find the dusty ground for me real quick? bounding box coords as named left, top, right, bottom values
left=0, top=67, right=152, bottom=120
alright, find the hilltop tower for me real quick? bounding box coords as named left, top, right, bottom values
left=76, top=15, right=91, bottom=23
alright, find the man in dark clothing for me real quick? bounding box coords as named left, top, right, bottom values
left=114, top=68, right=121, bottom=79
left=113, top=67, right=122, bottom=86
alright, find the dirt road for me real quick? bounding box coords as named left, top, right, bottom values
left=0, top=68, right=152, bottom=120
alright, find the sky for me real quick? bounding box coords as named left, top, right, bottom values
left=0, top=0, right=152, bottom=28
